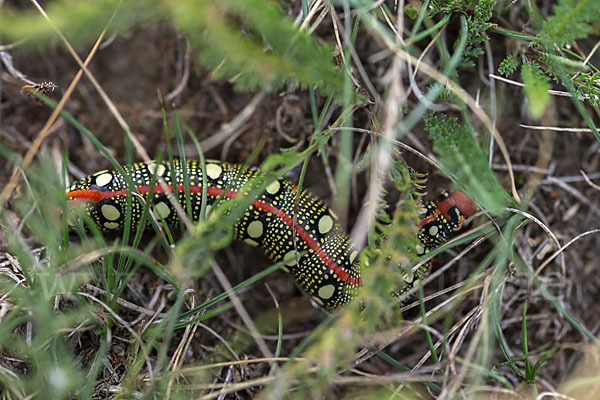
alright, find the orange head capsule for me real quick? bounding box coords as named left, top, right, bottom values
left=449, top=190, right=476, bottom=218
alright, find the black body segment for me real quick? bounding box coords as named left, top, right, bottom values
left=66, top=160, right=474, bottom=310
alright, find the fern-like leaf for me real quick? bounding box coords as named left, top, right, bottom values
left=540, top=0, right=600, bottom=46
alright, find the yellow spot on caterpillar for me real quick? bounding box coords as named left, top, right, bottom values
left=318, top=215, right=333, bottom=234
left=154, top=202, right=171, bottom=219
left=147, top=162, right=166, bottom=177
left=94, top=172, right=112, bottom=187
left=312, top=296, right=324, bottom=306
left=247, top=220, right=264, bottom=238
left=101, top=204, right=121, bottom=221
left=266, top=180, right=280, bottom=195
left=415, top=243, right=425, bottom=255
left=349, top=250, right=359, bottom=263
left=318, top=284, right=335, bottom=300
left=206, top=163, right=222, bottom=180
left=104, top=222, right=119, bottom=230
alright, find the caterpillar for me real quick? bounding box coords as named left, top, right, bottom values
left=66, top=159, right=475, bottom=311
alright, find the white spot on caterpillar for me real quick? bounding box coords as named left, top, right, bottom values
left=318, top=215, right=333, bottom=234
left=429, top=225, right=439, bottom=237
left=147, top=162, right=166, bottom=177
left=101, top=204, right=121, bottom=221
left=415, top=243, right=425, bottom=255
left=318, top=284, right=335, bottom=300
left=247, top=220, right=264, bottom=238
left=94, top=172, right=112, bottom=187
left=283, top=250, right=297, bottom=266
left=206, top=163, right=222, bottom=180
left=154, top=202, right=171, bottom=219
left=349, top=250, right=359, bottom=263
left=104, top=222, right=119, bottom=230
left=266, top=180, right=280, bottom=195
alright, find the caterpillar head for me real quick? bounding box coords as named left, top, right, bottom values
left=431, top=190, right=475, bottom=233
left=449, top=190, right=476, bottom=219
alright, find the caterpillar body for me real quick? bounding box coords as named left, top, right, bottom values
left=66, top=159, right=475, bottom=311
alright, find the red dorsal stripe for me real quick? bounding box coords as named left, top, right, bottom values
left=67, top=189, right=103, bottom=203
left=259, top=201, right=360, bottom=286
left=67, top=183, right=361, bottom=286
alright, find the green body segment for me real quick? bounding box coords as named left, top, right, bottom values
left=66, top=160, right=473, bottom=311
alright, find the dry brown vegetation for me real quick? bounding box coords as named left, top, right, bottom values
left=1, top=0, right=600, bottom=399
